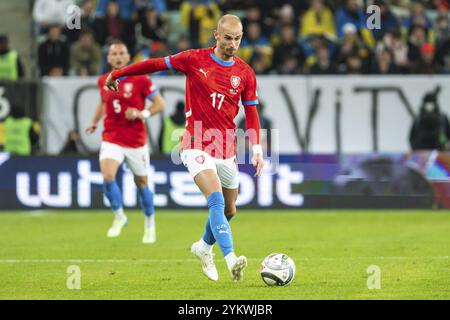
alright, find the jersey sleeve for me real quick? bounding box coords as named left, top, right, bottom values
left=164, top=50, right=193, bottom=74
left=142, top=76, right=159, bottom=101
left=97, top=76, right=106, bottom=102
left=241, top=67, right=259, bottom=107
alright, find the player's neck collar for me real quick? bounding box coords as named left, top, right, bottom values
left=210, top=49, right=235, bottom=67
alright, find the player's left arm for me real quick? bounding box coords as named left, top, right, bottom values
left=242, top=68, right=264, bottom=177
left=245, top=105, right=264, bottom=177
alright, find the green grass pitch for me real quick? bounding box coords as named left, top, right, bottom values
left=0, top=210, right=449, bottom=299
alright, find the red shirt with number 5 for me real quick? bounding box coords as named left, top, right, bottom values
left=97, top=74, right=158, bottom=148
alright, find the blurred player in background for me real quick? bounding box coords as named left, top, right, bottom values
left=105, top=15, right=264, bottom=281
left=85, top=40, right=165, bottom=244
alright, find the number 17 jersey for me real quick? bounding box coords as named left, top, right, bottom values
left=164, top=47, right=259, bottom=159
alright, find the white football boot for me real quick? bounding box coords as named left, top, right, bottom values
left=191, top=241, right=219, bottom=281
left=107, top=216, right=128, bottom=237
left=142, top=226, right=156, bottom=244
left=230, top=256, right=248, bottom=281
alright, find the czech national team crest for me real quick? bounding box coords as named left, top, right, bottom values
left=230, top=75, right=241, bottom=89
left=195, top=155, right=205, bottom=164
left=124, top=83, right=133, bottom=98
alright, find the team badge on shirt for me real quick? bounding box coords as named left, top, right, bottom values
left=195, top=155, right=205, bottom=164
left=230, top=75, right=241, bottom=89
left=124, top=83, right=133, bottom=98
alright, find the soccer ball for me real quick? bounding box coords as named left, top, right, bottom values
left=260, top=253, right=296, bottom=286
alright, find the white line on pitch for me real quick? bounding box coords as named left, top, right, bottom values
left=0, top=256, right=448, bottom=263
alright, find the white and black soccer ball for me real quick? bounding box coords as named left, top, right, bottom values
left=260, top=253, right=296, bottom=286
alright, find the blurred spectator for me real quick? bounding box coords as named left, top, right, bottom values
left=250, top=50, right=271, bottom=74
left=335, top=0, right=376, bottom=49
left=436, top=30, right=450, bottom=72
left=336, top=23, right=372, bottom=73
left=159, top=101, right=185, bottom=155
left=371, top=0, right=400, bottom=41
left=38, top=25, right=70, bottom=76
left=277, top=53, right=303, bottom=74
left=65, top=0, right=97, bottom=44
left=410, top=42, right=441, bottom=74
left=4, top=108, right=39, bottom=156
left=93, top=0, right=136, bottom=54
left=139, top=6, right=169, bottom=42
left=241, top=5, right=272, bottom=39
left=298, top=0, right=337, bottom=67
left=70, top=29, right=102, bottom=76
left=167, top=0, right=183, bottom=10
left=48, top=67, right=65, bottom=77
left=0, top=35, right=25, bottom=80
left=302, top=34, right=336, bottom=68
left=377, top=30, right=409, bottom=72
left=60, top=130, right=84, bottom=155
left=239, top=22, right=273, bottom=71
left=441, top=51, right=450, bottom=73
left=180, top=0, right=221, bottom=48
left=371, top=48, right=400, bottom=74
left=133, top=41, right=171, bottom=75
left=409, top=88, right=450, bottom=150
left=270, top=4, right=298, bottom=44
left=308, top=44, right=338, bottom=74
left=420, top=0, right=449, bottom=9
left=277, top=3, right=297, bottom=27
left=407, top=25, right=429, bottom=65
left=300, top=0, right=336, bottom=41
left=33, top=0, right=75, bottom=32
left=434, top=2, right=450, bottom=46
left=390, top=0, right=411, bottom=9
left=403, top=1, right=433, bottom=33
left=272, top=24, right=305, bottom=74
left=135, top=0, right=167, bottom=13
left=95, top=0, right=136, bottom=21
left=134, top=41, right=170, bottom=62
left=276, top=0, right=309, bottom=16
left=343, top=54, right=363, bottom=74
left=172, top=34, right=192, bottom=53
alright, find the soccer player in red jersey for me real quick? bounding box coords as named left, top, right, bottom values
left=85, top=41, right=165, bottom=244
left=105, top=15, right=264, bottom=281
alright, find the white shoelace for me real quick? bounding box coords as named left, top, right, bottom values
left=203, top=252, right=215, bottom=269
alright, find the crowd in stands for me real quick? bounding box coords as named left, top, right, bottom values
left=27, top=0, right=450, bottom=76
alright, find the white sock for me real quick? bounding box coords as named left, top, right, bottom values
left=199, top=238, right=213, bottom=252
left=145, top=214, right=155, bottom=229
left=225, top=252, right=237, bottom=271
left=113, top=208, right=126, bottom=220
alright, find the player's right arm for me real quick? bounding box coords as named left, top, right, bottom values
left=85, top=101, right=105, bottom=135
left=106, top=51, right=192, bottom=92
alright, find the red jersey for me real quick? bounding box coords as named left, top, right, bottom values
left=97, top=73, right=158, bottom=148
left=165, top=47, right=259, bottom=159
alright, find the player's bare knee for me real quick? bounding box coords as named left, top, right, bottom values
left=102, top=173, right=116, bottom=181
left=134, top=176, right=148, bottom=189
